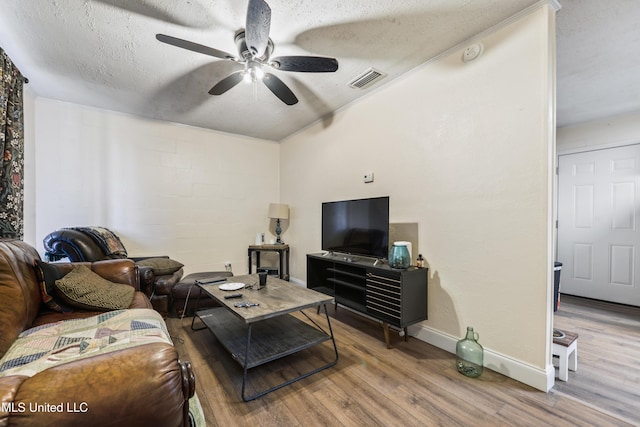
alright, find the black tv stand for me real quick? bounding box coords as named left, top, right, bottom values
left=307, top=253, right=428, bottom=348
left=321, top=251, right=383, bottom=266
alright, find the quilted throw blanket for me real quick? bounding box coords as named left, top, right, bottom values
left=69, top=226, right=128, bottom=258
left=0, top=309, right=171, bottom=378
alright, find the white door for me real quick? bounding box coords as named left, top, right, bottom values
left=558, top=144, right=640, bottom=307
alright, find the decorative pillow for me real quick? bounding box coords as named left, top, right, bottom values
left=135, top=258, right=184, bottom=276
left=33, top=260, right=73, bottom=313
left=54, top=265, right=135, bottom=311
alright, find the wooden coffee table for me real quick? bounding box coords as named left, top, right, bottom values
left=191, top=274, right=338, bottom=401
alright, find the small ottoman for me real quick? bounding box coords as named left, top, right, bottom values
left=171, top=271, right=234, bottom=317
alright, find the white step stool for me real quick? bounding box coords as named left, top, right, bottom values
left=552, top=329, right=578, bottom=381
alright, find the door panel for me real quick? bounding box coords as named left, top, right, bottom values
left=558, top=144, right=640, bottom=306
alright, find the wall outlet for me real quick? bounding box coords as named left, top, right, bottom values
left=364, top=172, right=374, bottom=183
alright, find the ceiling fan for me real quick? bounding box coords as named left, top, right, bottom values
left=156, top=0, right=339, bottom=105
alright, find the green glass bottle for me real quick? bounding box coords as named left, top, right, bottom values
left=456, top=326, right=484, bottom=378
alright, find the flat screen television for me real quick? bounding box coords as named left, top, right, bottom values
left=322, top=196, right=389, bottom=259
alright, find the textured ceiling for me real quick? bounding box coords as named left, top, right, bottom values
left=556, top=0, right=640, bottom=127
left=0, top=1, right=636, bottom=140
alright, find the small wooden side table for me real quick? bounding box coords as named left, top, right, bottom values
left=552, top=329, right=578, bottom=381
left=248, top=244, right=290, bottom=281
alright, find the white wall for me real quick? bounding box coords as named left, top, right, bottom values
left=281, top=5, right=556, bottom=390
left=33, top=99, right=279, bottom=274
left=557, top=109, right=640, bottom=153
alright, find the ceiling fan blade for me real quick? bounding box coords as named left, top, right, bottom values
left=208, top=71, right=245, bottom=95
left=156, top=34, right=236, bottom=60
left=270, top=56, right=339, bottom=73
left=245, top=0, right=271, bottom=57
left=262, top=73, right=298, bottom=105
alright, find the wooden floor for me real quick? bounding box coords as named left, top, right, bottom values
left=553, top=295, right=640, bottom=426
left=166, top=297, right=638, bottom=427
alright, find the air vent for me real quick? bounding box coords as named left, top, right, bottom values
left=348, top=68, right=387, bottom=89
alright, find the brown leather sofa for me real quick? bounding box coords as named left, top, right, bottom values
left=43, top=228, right=183, bottom=317
left=0, top=239, right=195, bottom=427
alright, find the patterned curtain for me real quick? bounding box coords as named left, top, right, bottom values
left=0, top=48, right=24, bottom=239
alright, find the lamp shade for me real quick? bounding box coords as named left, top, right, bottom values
left=268, top=203, right=289, bottom=220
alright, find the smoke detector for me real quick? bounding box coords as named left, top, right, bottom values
left=462, top=43, right=483, bottom=63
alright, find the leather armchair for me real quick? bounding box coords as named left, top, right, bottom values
left=43, top=228, right=183, bottom=317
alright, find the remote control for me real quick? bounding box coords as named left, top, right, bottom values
left=198, top=277, right=227, bottom=284
left=224, top=293, right=242, bottom=299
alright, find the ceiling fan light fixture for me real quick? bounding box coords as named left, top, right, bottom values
left=243, top=61, right=265, bottom=83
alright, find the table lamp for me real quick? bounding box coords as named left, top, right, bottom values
left=268, top=203, right=289, bottom=245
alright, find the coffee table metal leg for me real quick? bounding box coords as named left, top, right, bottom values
left=241, top=324, right=253, bottom=401
left=191, top=288, right=208, bottom=331
left=323, top=303, right=339, bottom=362
left=240, top=304, right=339, bottom=402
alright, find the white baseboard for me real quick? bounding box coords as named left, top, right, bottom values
left=410, top=324, right=555, bottom=392
left=289, top=277, right=305, bottom=287
left=294, top=276, right=556, bottom=392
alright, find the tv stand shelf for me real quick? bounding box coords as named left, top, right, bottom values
left=326, top=268, right=364, bottom=280
left=307, top=253, right=428, bottom=348
left=327, top=278, right=364, bottom=291
left=313, top=286, right=335, bottom=297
